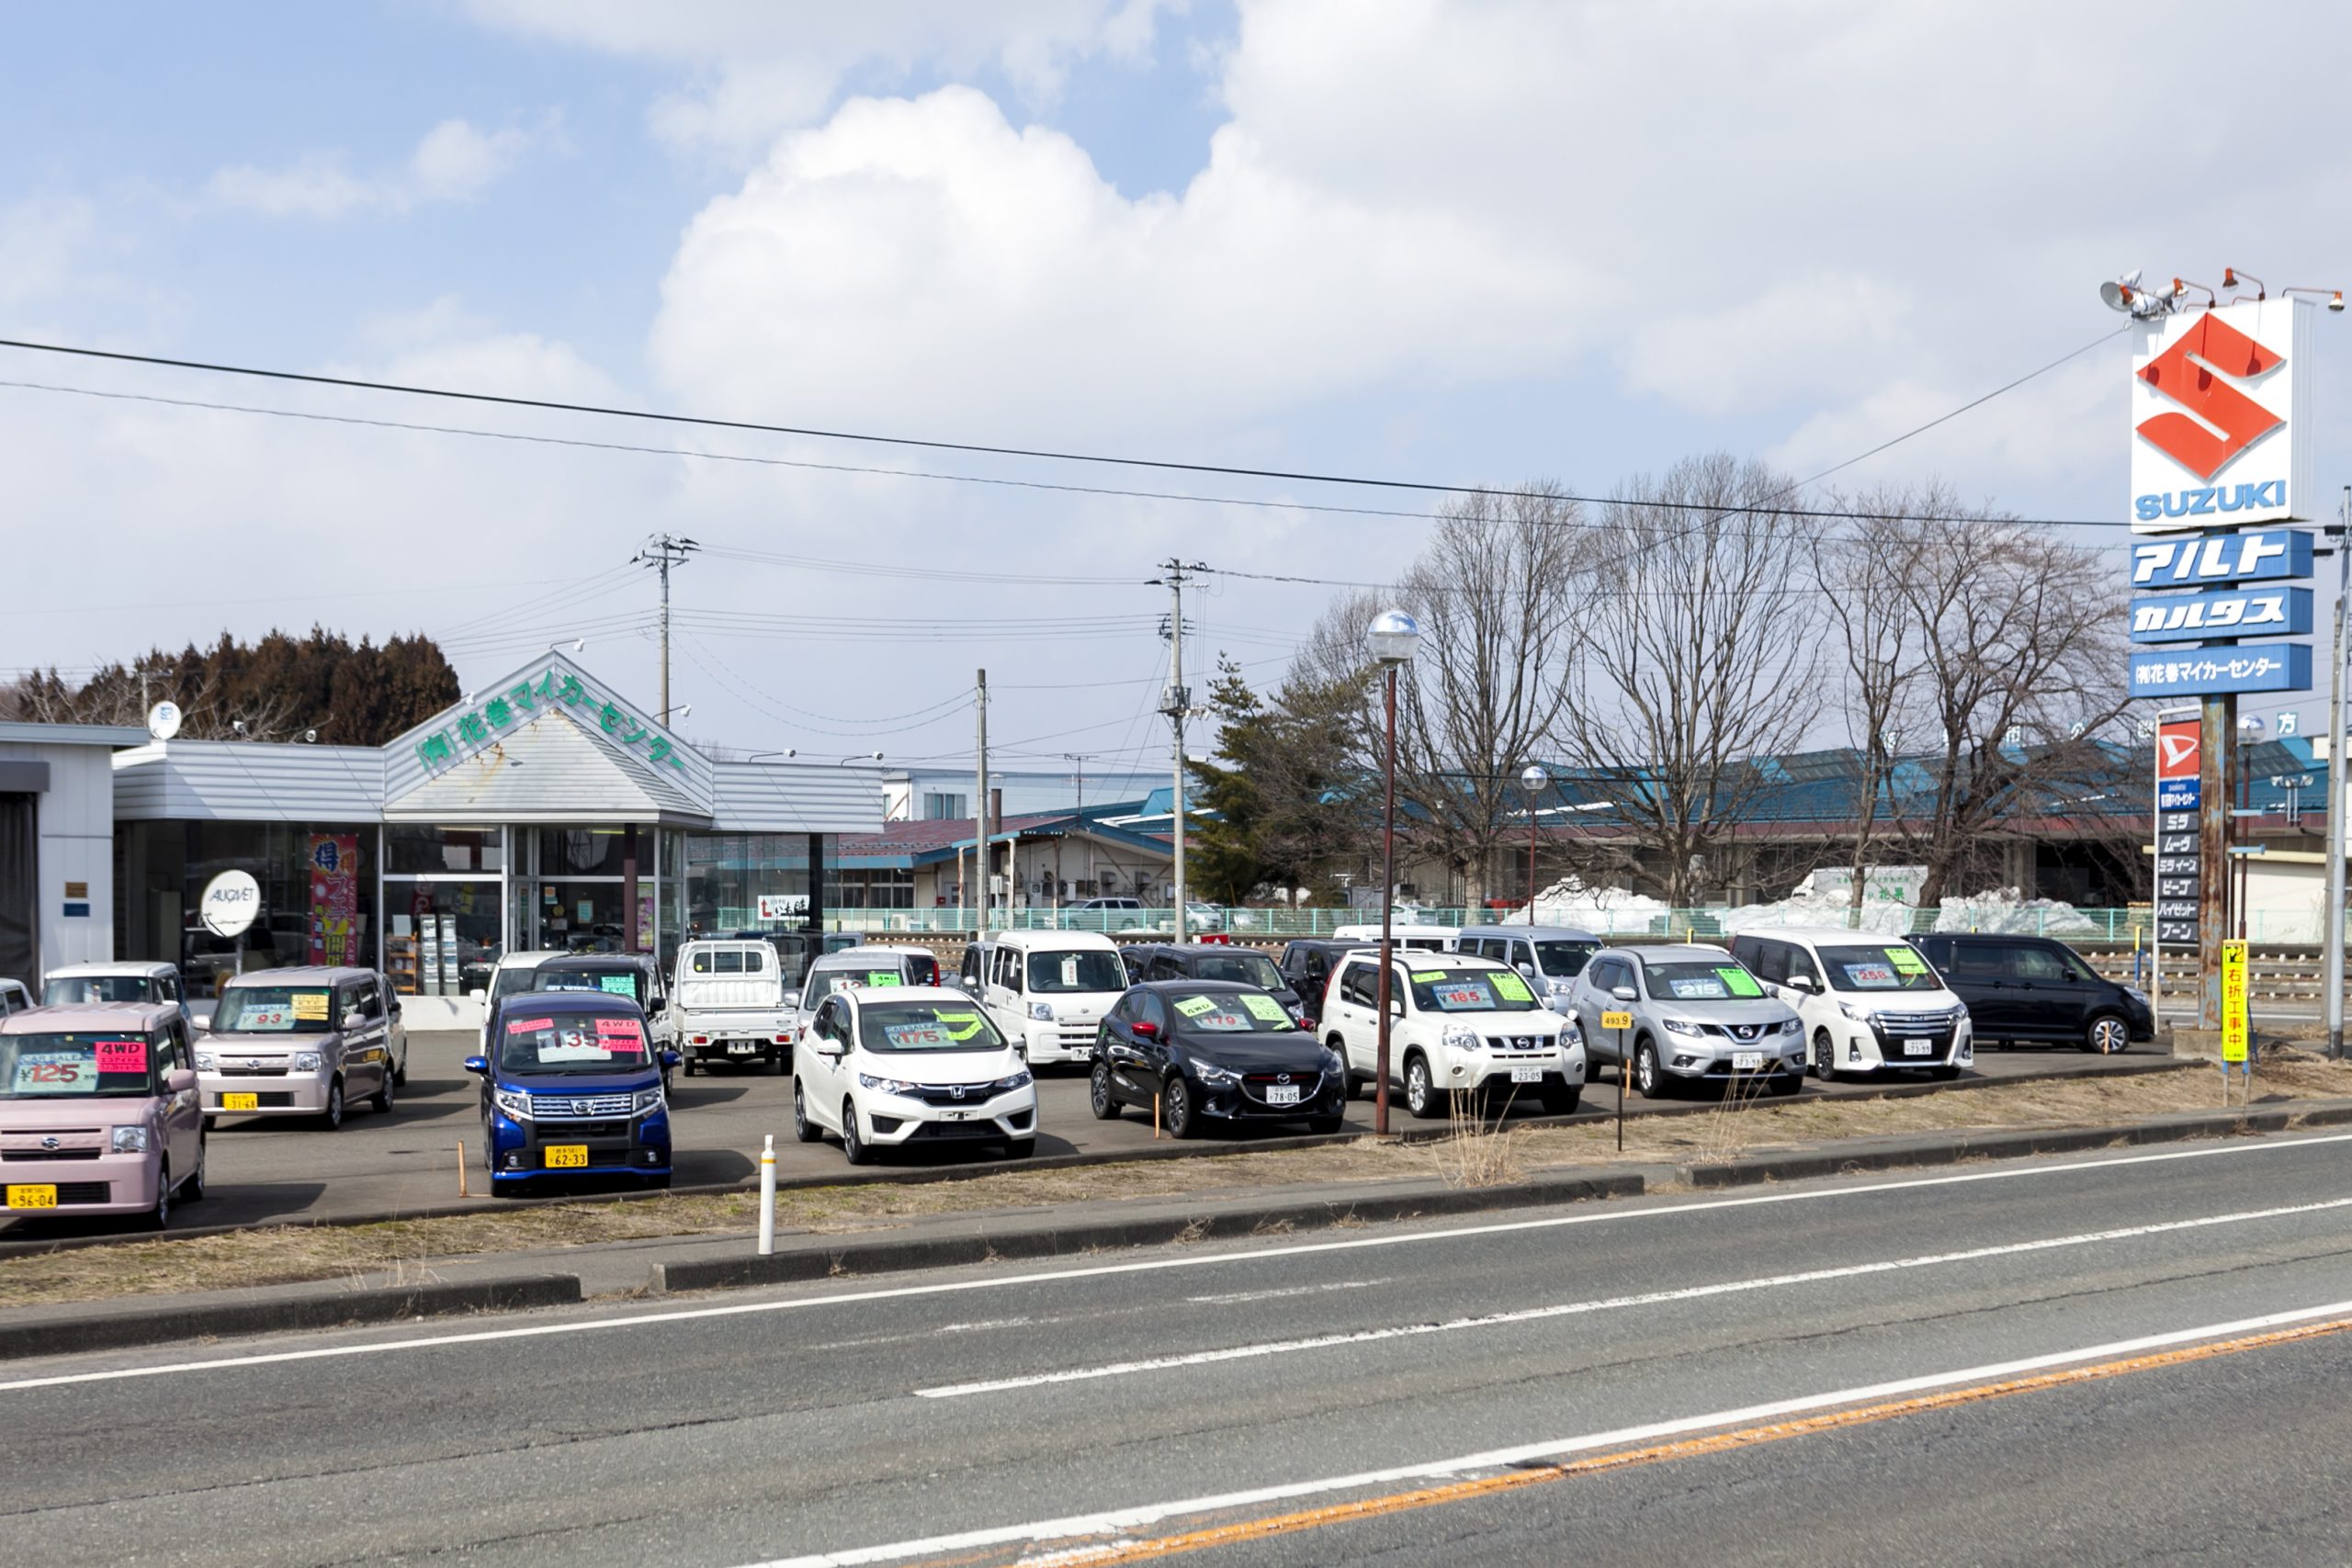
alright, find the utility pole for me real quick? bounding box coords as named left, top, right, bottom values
left=1065, top=753, right=1091, bottom=818
left=2327, top=488, right=2351, bottom=1059
left=1156, top=560, right=1205, bottom=924
left=631, top=534, right=700, bottom=724
left=975, top=669, right=989, bottom=935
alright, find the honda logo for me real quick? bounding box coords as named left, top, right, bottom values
left=950, top=1085, right=966, bottom=1100
left=2137, top=313, right=2282, bottom=480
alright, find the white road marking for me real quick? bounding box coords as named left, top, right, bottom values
left=4, top=1129, right=2346, bottom=1395
left=916, top=1194, right=2352, bottom=1396
left=752, top=1297, right=2352, bottom=1567
left=1184, top=1280, right=1382, bottom=1306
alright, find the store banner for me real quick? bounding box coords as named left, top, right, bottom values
left=307, top=833, right=360, bottom=965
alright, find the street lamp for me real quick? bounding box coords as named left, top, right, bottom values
left=1366, top=609, right=1423, bottom=1134
left=1519, top=763, right=1549, bottom=923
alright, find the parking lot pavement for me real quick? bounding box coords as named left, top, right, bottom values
left=0, top=1031, right=2171, bottom=1238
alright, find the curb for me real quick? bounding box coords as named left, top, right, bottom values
left=656, top=1169, right=1649, bottom=1292
left=0, top=1272, right=582, bottom=1363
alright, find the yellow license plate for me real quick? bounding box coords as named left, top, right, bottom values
left=5, top=1185, right=58, bottom=1209
left=220, top=1093, right=260, bottom=1111
left=544, top=1145, right=589, bottom=1168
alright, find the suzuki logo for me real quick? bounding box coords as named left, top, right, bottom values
left=2137, top=313, right=2284, bottom=479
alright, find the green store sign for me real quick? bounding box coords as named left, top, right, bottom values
left=413, top=663, right=688, bottom=775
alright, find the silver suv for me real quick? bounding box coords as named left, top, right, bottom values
left=1566, top=945, right=1805, bottom=1100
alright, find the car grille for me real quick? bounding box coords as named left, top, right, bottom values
left=909, top=1120, right=1002, bottom=1141
left=1239, top=1070, right=1326, bottom=1105
left=1874, top=1010, right=1962, bottom=1032
left=217, top=1060, right=291, bottom=1077
left=2, top=1148, right=100, bottom=1162
left=1482, top=1035, right=1555, bottom=1055
left=533, top=1121, right=628, bottom=1140
left=529, top=1092, right=637, bottom=1120
left=908, top=1083, right=1008, bottom=1108
left=54, top=1182, right=110, bottom=1204
left=1056, top=1025, right=1097, bottom=1047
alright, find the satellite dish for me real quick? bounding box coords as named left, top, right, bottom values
left=147, top=701, right=183, bottom=741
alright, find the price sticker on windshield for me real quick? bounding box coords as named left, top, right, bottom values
left=1715, top=967, right=1763, bottom=998
left=292, top=992, right=329, bottom=1021
left=1173, top=995, right=1218, bottom=1018
left=1888, top=947, right=1928, bottom=976
left=1491, top=972, right=1533, bottom=1003
left=865, top=972, right=902, bottom=988
left=934, top=1010, right=987, bottom=1041
left=1240, top=993, right=1290, bottom=1023
left=1601, top=1010, right=1634, bottom=1031
left=95, top=1039, right=147, bottom=1074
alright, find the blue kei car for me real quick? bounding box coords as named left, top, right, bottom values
left=466, top=992, right=681, bottom=1190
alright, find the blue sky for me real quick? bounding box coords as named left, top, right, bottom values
left=6, top=0, right=2351, bottom=767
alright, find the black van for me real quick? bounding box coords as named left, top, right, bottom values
left=1909, top=934, right=2154, bottom=1055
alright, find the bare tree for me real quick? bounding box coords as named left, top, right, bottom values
left=1553, top=454, right=1820, bottom=909
left=1298, top=485, right=1585, bottom=908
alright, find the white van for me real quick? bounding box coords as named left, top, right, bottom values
left=975, top=930, right=1128, bottom=1065
left=667, top=938, right=793, bottom=1075
left=786, top=944, right=942, bottom=1043
left=1727, top=927, right=1973, bottom=1081
left=1329, top=923, right=1460, bottom=952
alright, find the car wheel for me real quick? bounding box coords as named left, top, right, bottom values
left=1003, top=1138, right=1035, bottom=1159
left=684, top=1056, right=700, bottom=1077
left=145, top=1162, right=170, bottom=1231
left=793, top=1079, right=823, bottom=1143
left=1161, top=1076, right=1199, bottom=1139
left=393, top=1053, right=408, bottom=1088
left=320, top=1077, right=345, bottom=1131
left=202, top=1114, right=217, bottom=1134
left=1634, top=1039, right=1667, bottom=1100
left=184, top=1134, right=208, bottom=1201
left=2086, top=1013, right=2131, bottom=1055
left=1812, top=1029, right=1838, bottom=1082
left=1403, top=1053, right=1442, bottom=1120
left=1089, top=1060, right=1123, bottom=1120
left=1327, top=1036, right=1358, bottom=1100
left=842, top=1100, right=874, bottom=1165
left=1540, top=1081, right=1581, bottom=1116
left=371, top=1065, right=397, bottom=1115
left=772, top=1051, right=787, bottom=1075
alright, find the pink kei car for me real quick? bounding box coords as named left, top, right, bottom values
left=0, top=1001, right=207, bottom=1229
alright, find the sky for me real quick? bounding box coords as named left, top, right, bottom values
left=6, top=0, right=2352, bottom=781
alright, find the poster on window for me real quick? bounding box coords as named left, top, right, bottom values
left=307, top=833, right=360, bottom=965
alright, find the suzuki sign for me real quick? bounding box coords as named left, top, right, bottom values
left=2132, top=299, right=2315, bottom=532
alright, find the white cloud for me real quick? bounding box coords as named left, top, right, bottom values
left=467, top=0, right=1184, bottom=156
left=206, top=117, right=550, bottom=220
left=0, top=195, right=96, bottom=308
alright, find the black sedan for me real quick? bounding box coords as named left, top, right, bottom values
left=1090, top=980, right=1345, bottom=1139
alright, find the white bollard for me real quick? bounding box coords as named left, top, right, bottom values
left=757, top=1133, right=777, bottom=1256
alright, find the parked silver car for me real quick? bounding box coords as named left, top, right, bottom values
left=1566, top=945, right=1805, bottom=1099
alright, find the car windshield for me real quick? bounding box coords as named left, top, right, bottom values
left=1532, top=941, right=1598, bottom=977
left=0, top=1032, right=162, bottom=1098
left=212, top=987, right=334, bottom=1033
left=1819, top=945, right=1944, bottom=993
left=496, top=1010, right=650, bottom=1074
left=1405, top=967, right=1538, bottom=1012
left=804, top=964, right=909, bottom=1007
left=1168, top=989, right=1296, bottom=1032
left=1027, top=950, right=1126, bottom=993
left=536, top=966, right=647, bottom=1004
left=42, top=975, right=158, bottom=1005
left=1643, top=962, right=1768, bottom=1002
left=856, top=1000, right=1005, bottom=1053
left=1188, top=951, right=1284, bottom=988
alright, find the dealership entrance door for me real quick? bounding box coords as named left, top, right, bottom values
left=0, top=794, right=34, bottom=982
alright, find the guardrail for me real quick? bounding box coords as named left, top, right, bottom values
left=825, top=906, right=2180, bottom=941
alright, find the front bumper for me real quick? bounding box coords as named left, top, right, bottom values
left=1660, top=1033, right=1807, bottom=1079
left=1442, top=1052, right=1582, bottom=1091
left=1022, top=1021, right=1101, bottom=1064
left=0, top=1151, right=162, bottom=1214
left=1836, top=1019, right=1974, bottom=1071
left=1195, top=1068, right=1344, bottom=1122
left=859, top=1088, right=1038, bottom=1145
left=202, top=1067, right=335, bottom=1116
left=488, top=1106, right=673, bottom=1180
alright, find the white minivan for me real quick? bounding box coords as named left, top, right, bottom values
left=973, top=930, right=1128, bottom=1066
left=1727, top=927, right=1973, bottom=1081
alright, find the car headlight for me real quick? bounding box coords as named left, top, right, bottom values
left=1660, top=1017, right=1704, bottom=1038
left=2122, top=987, right=2151, bottom=1008
left=111, top=1125, right=151, bottom=1153
left=858, top=1073, right=922, bottom=1096
left=1836, top=1000, right=1871, bottom=1023
left=1029, top=1001, right=1055, bottom=1021
left=1441, top=1023, right=1481, bottom=1053
left=1561, top=1014, right=1585, bottom=1044
left=1781, top=1017, right=1805, bottom=1035
left=194, top=1051, right=216, bottom=1071
left=631, top=1088, right=664, bottom=1115
left=492, top=1087, right=533, bottom=1121
left=1194, top=1062, right=1241, bottom=1087
left=996, top=1068, right=1035, bottom=1092
left=293, top=1051, right=323, bottom=1071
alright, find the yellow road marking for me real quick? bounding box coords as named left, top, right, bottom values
left=1016, top=1314, right=2352, bottom=1566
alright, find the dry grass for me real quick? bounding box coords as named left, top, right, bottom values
left=1427, top=1085, right=1529, bottom=1189
left=7, top=1053, right=2352, bottom=1311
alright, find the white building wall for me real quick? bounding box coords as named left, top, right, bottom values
left=0, top=740, right=118, bottom=973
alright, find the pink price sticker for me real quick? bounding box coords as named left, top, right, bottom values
left=95, top=1039, right=148, bottom=1074
left=507, top=1016, right=554, bottom=1034
left=593, top=1016, right=644, bottom=1036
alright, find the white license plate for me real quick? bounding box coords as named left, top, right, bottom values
left=1265, top=1085, right=1302, bottom=1106
left=1731, top=1052, right=1764, bottom=1071
left=1510, top=1066, right=1544, bottom=1083
left=728, top=1042, right=759, bottom=1055
left=1904, top=1038, right=1933, bottom=1056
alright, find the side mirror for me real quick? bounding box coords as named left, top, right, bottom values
left=1131, top=1020, right=1159, bottom=1038
left=343, top=1010, right=366, bottom=1032
left=1611, top=986, right=1637, bottom=1002
left=783, top=991, right=801, bottom=1010
left=461, top=1055, right=490, bottom=1077
left=164, top=1067, right=197, bottom=1094
left=1517, top=963, right=1537, bottom=980
left=659, top=1049, right=682, bottom=1069
left=469, top=987, right=487, bottom=1002
left=1785, top=976, right=1817, bottom=995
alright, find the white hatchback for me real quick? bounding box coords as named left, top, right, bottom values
left=793, top=985, right=1039, bottom=1164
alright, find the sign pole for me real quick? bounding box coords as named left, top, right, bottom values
left=2328, top=492, right=2351, bottom=1059
left=2199, top=696, right=2233, bottom=1032
left=1601, top=1010, right=1633, bottom=1152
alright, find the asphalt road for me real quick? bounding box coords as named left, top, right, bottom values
left=4, top=1129, right=2349, bottom=1564
left=0, top=1029, right=2166, bottom=1238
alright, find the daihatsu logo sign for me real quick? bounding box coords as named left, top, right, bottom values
left=2156, top=727, right=2200, bottom=782
left=2131, top=299, right=2314, bottom=532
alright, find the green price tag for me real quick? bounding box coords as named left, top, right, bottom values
left=1490, top=972, right=1533, bottom=1002
left=1173, top=995, right=1217, bottom=1018
left=1716, top=967, right=1762, bottom=998
left=1888, top=947, right=1928, bottom=975
left=597, top=975, right=637, bottom=996
left=865, top=971, right=902, bottom=988
left=1408, top=970, right=1446, bottom=983
left=934, top=1010, right=985, bottom=1041
left=1241, top=993, right=1290, bottom=1022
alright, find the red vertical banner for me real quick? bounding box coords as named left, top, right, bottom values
left=307, top=833, right=360, bottom=965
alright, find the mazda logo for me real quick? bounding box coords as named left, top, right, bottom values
left=1276, top=1074, right=1291, bottom=1085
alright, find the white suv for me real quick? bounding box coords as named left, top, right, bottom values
left=1319, top=952, right=1584, bottom=1118
left=1727, top=928, right=1973, bottom=1081
left=792, top=984, right=1038, bottom=1164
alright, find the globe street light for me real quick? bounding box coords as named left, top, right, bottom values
left=1367, top=609, right=1423, bottom=1134
left=1520, top=763, right=1549, bottom=923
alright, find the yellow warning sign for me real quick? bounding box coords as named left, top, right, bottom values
left=2220, top=941, right=2248, bottom=1065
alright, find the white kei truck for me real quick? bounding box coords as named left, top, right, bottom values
left=666, top=938, right=795, bottom=1076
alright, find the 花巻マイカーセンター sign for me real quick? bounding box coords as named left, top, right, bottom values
left=412, top=663, right=688, bottom=776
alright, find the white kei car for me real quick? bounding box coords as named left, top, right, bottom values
left=792, top=984, right=1039, bottom=1165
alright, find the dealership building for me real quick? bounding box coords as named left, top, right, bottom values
left=93, top=654, right=882, bottom=1008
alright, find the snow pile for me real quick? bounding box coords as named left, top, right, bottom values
left=1718, top=895, right=1913, bottom=937
left=1524, top=876, right=1673, bottom=934
left=1930, top=889, right=2099, bottom=935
